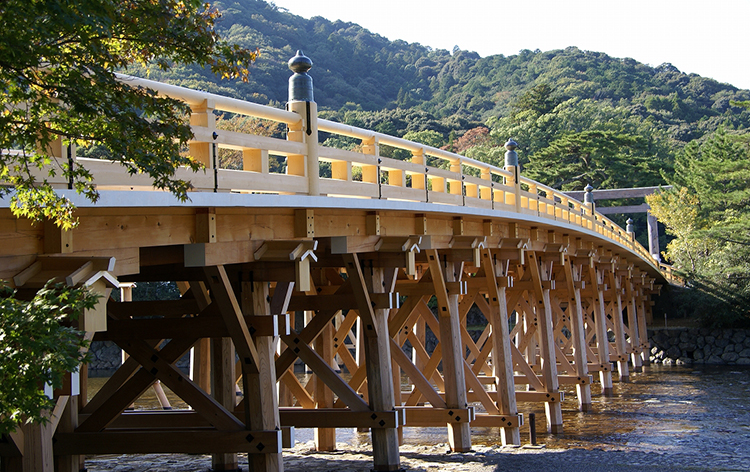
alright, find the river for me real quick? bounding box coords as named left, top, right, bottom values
left=86, top=364, right=750, bottom=471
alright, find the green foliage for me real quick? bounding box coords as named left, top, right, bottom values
left=0, top=0, right=258, bottom=228
left=524, top=129, right=660, bottom=190
left=141, top=2, right=750, bottom=144
left=0, top=282, right=96, bottom=433
left=648, top=129, right=750, bottom=327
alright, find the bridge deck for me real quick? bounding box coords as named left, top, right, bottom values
left=0, top=74, right=671, bottom=471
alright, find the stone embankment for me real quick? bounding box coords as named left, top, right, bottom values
left=648, top=327, right=750, bottom=365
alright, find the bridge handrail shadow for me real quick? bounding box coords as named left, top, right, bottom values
left=19, top=73, right=673, bottom=278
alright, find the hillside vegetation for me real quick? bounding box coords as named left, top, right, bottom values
left=131, top=0, right=750, bottom=145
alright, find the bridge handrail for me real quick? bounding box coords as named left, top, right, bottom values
left=20, top=74, right=666, bottom=273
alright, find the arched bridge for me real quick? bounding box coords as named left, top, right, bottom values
left=1, top=53, right=676, bottom=471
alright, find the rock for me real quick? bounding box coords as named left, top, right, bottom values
left=696, top=336, right=705, bottom=347
left=738, top=349, right=750, bottom=358
left=705, top=336, right=716, bottom=345
left=731, top=331, right=746, bottom=343
left=679, top=331, right=690, bottom=342
left=736, top=358, right=750, bottom=365
left=694, top=350, right=704, bottom=360
left=676, top=357, right=693, bottom=365
left=667, top=346, right=682, bottom=359
left=679, top=342, right=697, bottom=352
left=707, top=355, right=724, bottom=364
left=668, top=336, right=681, bottom=346
left=662, top=357, right=675, bottom=365
left=722, top=352, right=739, bottom=363
left=724, top=344, right=735, bottom=353
left=716, top=338, right=730, bottom=348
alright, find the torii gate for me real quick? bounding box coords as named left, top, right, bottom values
left=564, top=185, right=672, bottom=261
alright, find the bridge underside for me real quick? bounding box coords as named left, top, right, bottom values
left=0, top=194, right=661, bottom=471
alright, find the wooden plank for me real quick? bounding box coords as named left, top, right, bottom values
left=401, top=407, right=474, bottom=427
left=471, top=413, right=522, bottom=429
left=96, top=313, right=281, bottom=341
left=515, top=391, right=563, bottom=403
left=54, top=430, right=281, bottom=455
left=279, top=409, right=399, bottom=429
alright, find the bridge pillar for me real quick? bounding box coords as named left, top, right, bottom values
left=481, top=248, right=521, bottom=444
left=287, top=51, right=320, bottom=196
left=647, top=212, right=660, bottom=261
left=426, top=250, right=472, bottom=451
left=562, top=253, right=593, bottom=412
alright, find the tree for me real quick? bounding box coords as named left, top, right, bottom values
left=648, top=128, right=750, bottom=327
left=0, top=0, right=257, bottom=432
left=0, top=0, right=258, bottom=228
left=511, top=83, right=560, bottom=118
left=0, top=283, right=97, bottom=433
left=524, top=129, right=660, bottom=190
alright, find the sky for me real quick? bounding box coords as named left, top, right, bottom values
left=268, top=0, right=750, bottom=90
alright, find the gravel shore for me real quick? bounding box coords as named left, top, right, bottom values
left=83, top=441, right=747, bottom=472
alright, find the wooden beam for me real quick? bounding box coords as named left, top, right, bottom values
left=54, top=430, right=281, bottom=455
left=279, top=409, right=399, bottom=429
left=279, top=333, right=370, bottom=412
left=203, top=265, right=260, bottom=374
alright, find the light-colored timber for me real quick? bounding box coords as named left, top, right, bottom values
left=0, top=53, right=676, bottom=472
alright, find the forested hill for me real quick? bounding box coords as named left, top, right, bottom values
left=132, top=0, right=750, bottom=144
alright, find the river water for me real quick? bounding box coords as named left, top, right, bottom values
left=88, top=364, right=750, bottom=468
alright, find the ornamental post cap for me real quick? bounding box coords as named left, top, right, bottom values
left=584, top=184, right=593, bottom=193
left=504, top=139, right=518, bottom=150
left=626, top=218, right=633, bottom=224
left=289, top=50, right=312, bottom=74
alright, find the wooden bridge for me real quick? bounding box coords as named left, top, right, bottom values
left=0, top=52, right=676, bottom=471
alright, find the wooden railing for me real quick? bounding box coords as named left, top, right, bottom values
left=30, top=74, right=665, bottom=272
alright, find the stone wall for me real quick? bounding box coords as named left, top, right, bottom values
left=648, top=328, right=750, bottom=365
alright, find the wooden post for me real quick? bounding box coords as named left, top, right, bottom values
left=526, top=252, right=563, bottom=433
left=55, top=396, right=80, bottom=472
left=562, top=257, right=592, bottom=412
left=625, top=280, right=643, bottom=372
left=426, top=250, right=472, bottom=451
left=211, top=335, right=238, bottom=471
left=589, top=267, right=613, bottom=395
left=481, top=249, right=521, bottom=444
left=314, top=320, right=336, bottom=451
left=244, top=280, right=284, bottom=472
left=638, top=294, right=651, bottom=365
left=607, top=271, right=630, bottom=381
left=342, top=254, right=401, bottom=471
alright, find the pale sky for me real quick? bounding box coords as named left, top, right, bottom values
left=269, top=0, right=750, bottom=90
